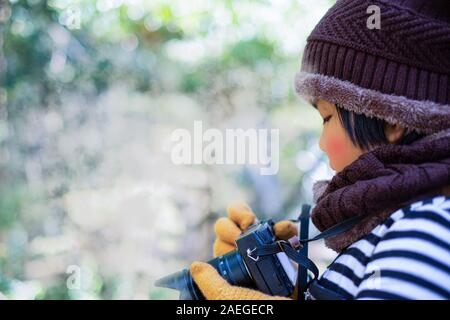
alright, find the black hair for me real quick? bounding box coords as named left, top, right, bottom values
left=335, top=104, right=425, bottom=150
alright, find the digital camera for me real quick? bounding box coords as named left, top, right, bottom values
left=155, top=219, right=297, bottom=300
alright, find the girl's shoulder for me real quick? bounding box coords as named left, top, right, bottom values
left=365, top=195, right=450, bottom=264
left=354, top=195, right=450, bottom=299
left=372, top=195, right=450, bottom=241
left=373, top=196, right=450, bottom=240
left=318, top=195, right=450, bottom=300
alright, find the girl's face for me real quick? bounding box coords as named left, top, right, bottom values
left=316, top=99, right=365, bottom=173
left=315, top=100, right=450, bottom=196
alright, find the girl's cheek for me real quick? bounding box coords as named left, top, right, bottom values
left=325, top=134, right=348, bottom=160
left=319, top=115, right=365, bottom=172
left=323, top=132, right=361, bottom=172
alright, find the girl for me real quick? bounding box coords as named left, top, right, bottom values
left=189, top=0, right=450, bottom=299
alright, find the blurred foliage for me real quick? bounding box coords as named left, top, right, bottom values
left=0, top=0, right=336, bottom=299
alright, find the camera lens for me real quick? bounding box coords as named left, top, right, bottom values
left=155, top=249, right=254, bottom=300
left=209, top=250, right=253, bottom=286
left=155, top=268, right=203, bottom=300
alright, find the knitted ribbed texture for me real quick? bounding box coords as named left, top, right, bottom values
left=301, top=0, right=450, bottom=105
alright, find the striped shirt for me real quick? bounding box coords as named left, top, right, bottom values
left=314, top=195, right=450, bottom=300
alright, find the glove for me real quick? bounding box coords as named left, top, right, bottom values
left=190, top=261, right=290, bottom=300
left=190, top=202, right=298, bottom=300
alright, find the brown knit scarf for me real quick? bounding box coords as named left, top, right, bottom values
left=311, top=130, right=450, bottom=253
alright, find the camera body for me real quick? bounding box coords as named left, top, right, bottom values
left=235, top=220, right=296, bottom=296
left=155, top=219, right=297, bottom=299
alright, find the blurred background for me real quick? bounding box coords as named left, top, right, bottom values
left=0, top=0, right=337, bottom=299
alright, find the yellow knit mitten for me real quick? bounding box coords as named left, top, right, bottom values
left=190, top=261, right=290, bottom=300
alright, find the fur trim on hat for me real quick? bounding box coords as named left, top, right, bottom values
left=295, top=72, right=450, bottom=135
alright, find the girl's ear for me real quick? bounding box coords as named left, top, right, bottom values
left=384, top=123, right=406, bottom=144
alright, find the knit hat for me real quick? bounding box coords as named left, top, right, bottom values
left=295, top=0, right=450, bottom=135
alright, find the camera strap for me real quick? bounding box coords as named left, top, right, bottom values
left=297, top=204, right=311, bottom=299
left=253, top=204, right=365, bottom=300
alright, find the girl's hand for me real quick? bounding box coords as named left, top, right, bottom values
left=189, top=261, right=290, bottom=300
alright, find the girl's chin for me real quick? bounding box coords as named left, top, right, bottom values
left=327, top=159, right=338, bottom=172
left=329, top=161, right=345, bottom=174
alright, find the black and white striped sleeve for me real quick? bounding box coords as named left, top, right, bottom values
left=356, top=198, right=450, bottom=300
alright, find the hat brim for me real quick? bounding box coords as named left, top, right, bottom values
left=295, top=71, right=450, bottom=135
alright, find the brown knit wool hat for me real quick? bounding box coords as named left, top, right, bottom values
left=295, top=0, right=450, bottom=135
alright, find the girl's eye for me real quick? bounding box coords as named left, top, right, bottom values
left=322, top=115, right=332, bottom=125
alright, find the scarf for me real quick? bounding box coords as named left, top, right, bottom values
left=311, top=130, right=450, bottom=253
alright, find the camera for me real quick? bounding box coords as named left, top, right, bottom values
left=155, top=219, right=298, bottom=300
